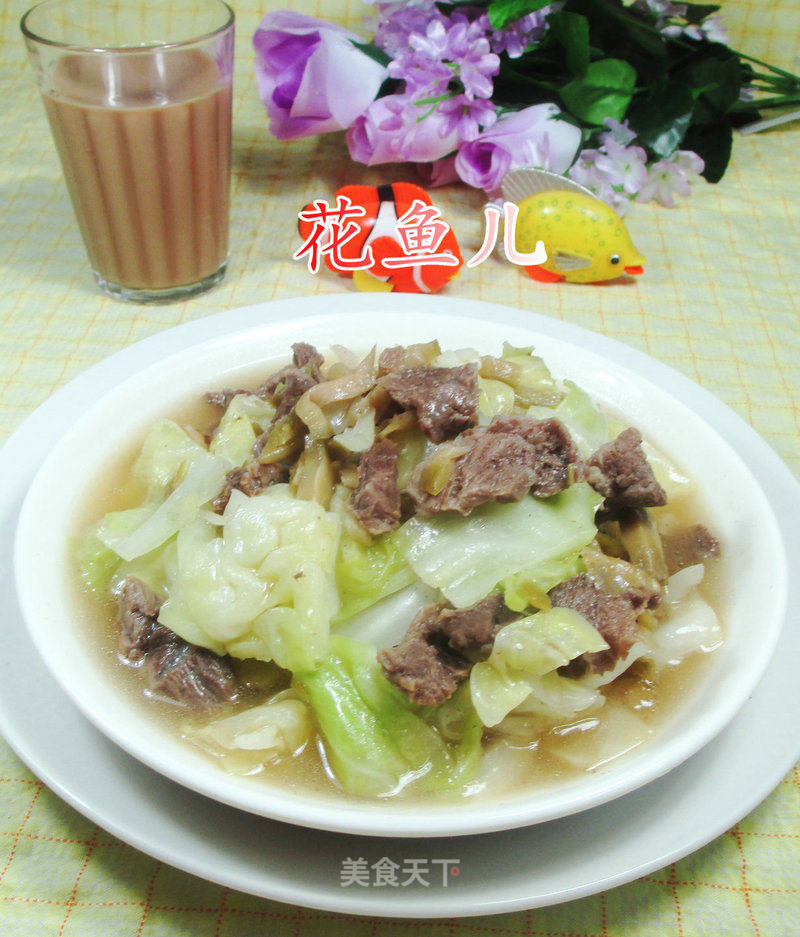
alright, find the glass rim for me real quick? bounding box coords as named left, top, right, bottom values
left=20, top=0, right=234, bottom=54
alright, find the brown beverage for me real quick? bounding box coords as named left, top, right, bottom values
left=41, top=50, right=231, bottom=293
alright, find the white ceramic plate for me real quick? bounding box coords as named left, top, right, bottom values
left=1, top=296, right=798, bottom=917
left=12, top=296, right=787, bottom=838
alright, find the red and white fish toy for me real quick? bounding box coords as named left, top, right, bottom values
left=297, top=182, right=462, bottom=294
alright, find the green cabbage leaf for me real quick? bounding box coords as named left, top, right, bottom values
left=157, top=485, right=340, bottom=671
left=97, top=420, right=231, bottom=562
left=210, top=394, right=275, bottom=465
left=397, top=482, right=603, bottom=608
left=333, top=529, right=417, bottom=625
left=470, top=607, right=608, bottom=727
left=296, top=635, right=482, bottom=796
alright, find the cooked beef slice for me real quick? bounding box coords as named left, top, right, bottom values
left=661, top=524, right=720, bottom=575
left=260, top=366, right=318, bottom=419
left=213, top=460, right=288, bottom=514
left=407, top=416, right=578, bottom=515
left=379, top=364, right=479, bottom=443
left=204, top=388, right=247, bottom=409
left=118, top=577, right=172, bottom=663
left=147, top=642, right=239, bottom=710
left=550, top=573, right=639, bottom=675
left=584, top=428, right=667, bottom=510
left=350, top=439, right=401, bottom=535
left=438, top=593, right=519, bottom=656
left=205, top=343, right=323, bottom=417
left=378, top=605, right=472, bottom=706
left=378, top=594, right=517, bottom=704
left=255, top=342, right=325, bottom=418
left=291, top=341, right=324, bottom=380
left=117, top=577, right=238, bottom=708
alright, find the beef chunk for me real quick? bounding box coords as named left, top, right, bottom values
left=585, top=428, right=667, bottom=510
left=378, top=594, right=517, bottom=705
left=379, top=364, right=479, bottom=443
left=256, top=342, right=324, bottom=418
left=291, top=342, right=324, bottom=380
left=116, top=577, right=239, bottom=709
left=662, top=524, right=720, bottom=575
left=213, top=460, right=288, bottom=514
left=205, top=343, right=323, bottom=418
left=378, top=605, right=472, bottom=706
left=350, top=439, right=401, bottom=535
left=550, top=573, right=639, bottom=675
left=438, top=593, right=519, bottom=656
left=147, top=642, right=239, bottom=711
left=118, top=577, right=172, bottom=663
left=259, top=367, right=318, bottom=419
left=204, top=388, right=247, bottom=409
left=407, top=416, right=578, bottom=515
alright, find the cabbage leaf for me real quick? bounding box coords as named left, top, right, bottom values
left=158, top=485, right=340, bottom=672
left=501, top=552, right=586, bottom=612
left=333, top=528, right=417, bottom=625
left=496, top=343, right=561, bottom=407
left=397, top=483, right=603, bottom=608
left=210, top=393, right=275, bottom=465
left=296, top=636, right=482, bottom=796
left=470, top=607, right=608, bottom=727
left=98, top=420, right=231, bottom=562
left=183, top=695, right=312, bottom=775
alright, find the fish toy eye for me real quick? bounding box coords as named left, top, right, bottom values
left=610, top=254, right=621, bottom=265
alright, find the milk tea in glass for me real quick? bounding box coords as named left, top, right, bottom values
left=22, top=0, right=234, bottom=302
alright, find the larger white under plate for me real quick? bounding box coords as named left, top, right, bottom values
left=1, top=294, right=799, bottom=916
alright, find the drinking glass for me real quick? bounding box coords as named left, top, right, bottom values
left=22, top=0, right=235, bottom=302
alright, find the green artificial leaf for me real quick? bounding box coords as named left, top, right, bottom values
left=560, top=58, right=637, bottom=125
left=548, top=11, right=591, bottom=75
left=571, top=0, right=670, bottom=62
left=681, top=2, right=721, bottom=25
left=681, top=119, right=732, bottom=182
left=684, top=50, right=743, bottom=114
left=488, top=0, right=551, bottom=31
left=627, top=84, right=695, bottom=157
left=349, top=40, right=392, bottom=68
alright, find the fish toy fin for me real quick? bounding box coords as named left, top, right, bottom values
left=369, top=236, right=418, bottom=292
left=552, top=250, right=593, bottom=272
left=501, top=168, right=597, bottom=204
left=525, top=265, right=564, bottom=283
left=352, top=268, right=394, bottom=293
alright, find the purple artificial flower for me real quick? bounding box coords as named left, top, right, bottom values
left=416, top=155, right=460, bottom=187
left=253, top=11, right=386, bottom=140
left=599, top=117, right=637, bottom=147
left=489, top=11, right=549, bottom=58
left=638, top=150, right=705, bottom=207
left=568, top=150, right=633, bottom=215
left=592, top=140, right=649, bottom=195
left=370, top=1, right=442, bottom=58
left=700, top=16, right=730, bottom=44
left=388, top=13, right=500, bottom=100
left=439, top=96, right=497, bottom=142
left=455, top=103, right=582, bottom=193
left=346, top=93, right=462, bottom=165
left=636, top=0, right=688, bottom=27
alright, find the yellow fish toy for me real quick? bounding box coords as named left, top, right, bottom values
left=501, top=169, right=646, bottom=284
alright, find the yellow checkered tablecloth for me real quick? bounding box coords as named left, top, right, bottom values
left=1, top=0, right=799, bottom=933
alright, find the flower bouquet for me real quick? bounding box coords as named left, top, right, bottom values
left=253, top=1, right=800, bottom=213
